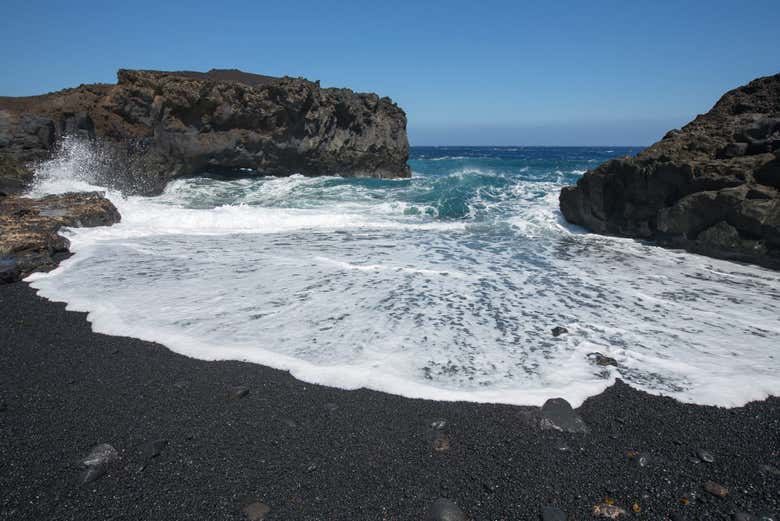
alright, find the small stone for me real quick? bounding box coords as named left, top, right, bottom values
left=432, top=433, right=450, bottom=452
left=242, top=501, right=271, bottom=521
left=703, top=480, right=728, bottom=498
left=540, top=398, right=589, bottom=433
left=81, top=443, right=119, bottom=468
left=143, top=439, right=168, bottom=460
left=588, top=352, right=618, bottom=367
left=227, top=385, right=250, bottom=400
left=592, top=502, right=627, bottom=518
left=626, top=450, right=647, bottom=466
left=697, top=449, right=715, bottom=463
left=425, top=498, right=466, bottom=521
left=551, top=326, right=568, bottom=337
left=323, top=402, right=338, bottom=412
left=758, top=464, right=780, bottom=476
left=734, top=513, right=755, bottom=521
left=79, top=443, right=119, bottom=485
left=430, top=419, right=447, bottom=430
left=541, top=505, right=566, bottom=521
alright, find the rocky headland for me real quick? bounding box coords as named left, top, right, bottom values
left=0, top=68, right=411, bottom=281
left=560, top=73, right=780, bottom=269
left=0, top=68, right=411, bottom=195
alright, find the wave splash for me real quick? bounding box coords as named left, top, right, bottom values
left=26, top=141, right=780, bottom=407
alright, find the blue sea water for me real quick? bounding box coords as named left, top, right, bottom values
left=26, top=143, right=780, bottom=406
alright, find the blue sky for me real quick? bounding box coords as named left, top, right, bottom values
left=1, top=0, right=778, bottom=146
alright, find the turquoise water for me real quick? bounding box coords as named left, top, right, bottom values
left=27, top=143, right=780, bottom=406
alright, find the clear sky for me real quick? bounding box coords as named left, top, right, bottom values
left=1, top=0, right=778, bottom=146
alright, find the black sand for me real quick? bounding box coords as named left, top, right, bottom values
left=0, top=282, right=778, bottom=520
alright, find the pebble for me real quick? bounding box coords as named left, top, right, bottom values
left=592, top=502, right=627, bottom=518
left=541, top=505, right=566, bottom=521
left=703, top=480, right=728, bottom=498
left=588, top=352, right=618, bottom=367
left=227, top=385, right=250, bottom=400
left=425, top=498, right=466, bottom=521
left=323, top=402, right=338, bottom=412
left=551, top=326, right=568, bottom=337
left=697, top=448, right=715, bottom=463
left=430, top=419, right=447, bottom=430
left=734, top=513, right=755, bottom=521
left=79, top=443, right=119, bottom=485
left=241, top=501, right=270, bottom=521
left=626, top=450, right=648, bottom=467
left=81, top=443, right=119, bottom=468
left=539, top=398, right=589, bottom=433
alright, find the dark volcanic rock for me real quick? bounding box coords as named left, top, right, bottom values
left=0, top=191, right=120, bottom=282
left=227, top=385, right=250, bottom=400
left=0, top=68, right=411, bottom=195
left=560, top=73, right=780, bottom=269
left=0, top=154, right=34, bottom=195
left=551, top=326, right=568, bottom=337
left=539, top=397, right=589, bottom=433
left=79, top=443, right=119, bottom=485
left=588, top=352, right=618, bottom=367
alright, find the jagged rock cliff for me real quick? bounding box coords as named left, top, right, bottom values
left=0, top=68, right=411, bottom=194
left=560, top=73, right=780, bottom=269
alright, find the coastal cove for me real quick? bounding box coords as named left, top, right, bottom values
left=2, top=0, right=780, bottom=517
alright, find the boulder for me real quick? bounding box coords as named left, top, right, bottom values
left=539, top=398, right=589, bottom=433
left=0, top=68, right=411, bottom=195
left=0, top=191, right=121, bottom=282
left=560, top=73, right=780, bottom=269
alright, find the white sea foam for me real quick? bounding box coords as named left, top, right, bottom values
left=24, top=140, right=780, bottom=407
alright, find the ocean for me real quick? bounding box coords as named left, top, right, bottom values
left=26, top=141, right=780, bottom=407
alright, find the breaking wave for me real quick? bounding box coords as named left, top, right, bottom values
left=25, top=142, right=780, bottom=407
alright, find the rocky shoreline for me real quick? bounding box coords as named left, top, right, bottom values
left=0, top=68, right=411, bottom=195
left=0, top=191, right=120, bottom=282
left=560, top=73, right=780, bottom=269
left=0, top=282, right=778, bottom=520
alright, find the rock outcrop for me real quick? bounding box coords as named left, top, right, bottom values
left=0, top=154, right=34, bottom=195
left=0, top=68, right=411, bottom=194
left=0, top=192, right=120, bottom=282
left=560, top=73, right=780, bottom=269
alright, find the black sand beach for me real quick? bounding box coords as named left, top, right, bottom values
left=0, top=282, right=778, bottom=520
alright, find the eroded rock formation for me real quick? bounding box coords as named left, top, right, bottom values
left=560, top=73, right=780, bottom=269
left=0, top=192, right=120, bottom=282
left=0, top=68, right=411, bottom=194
